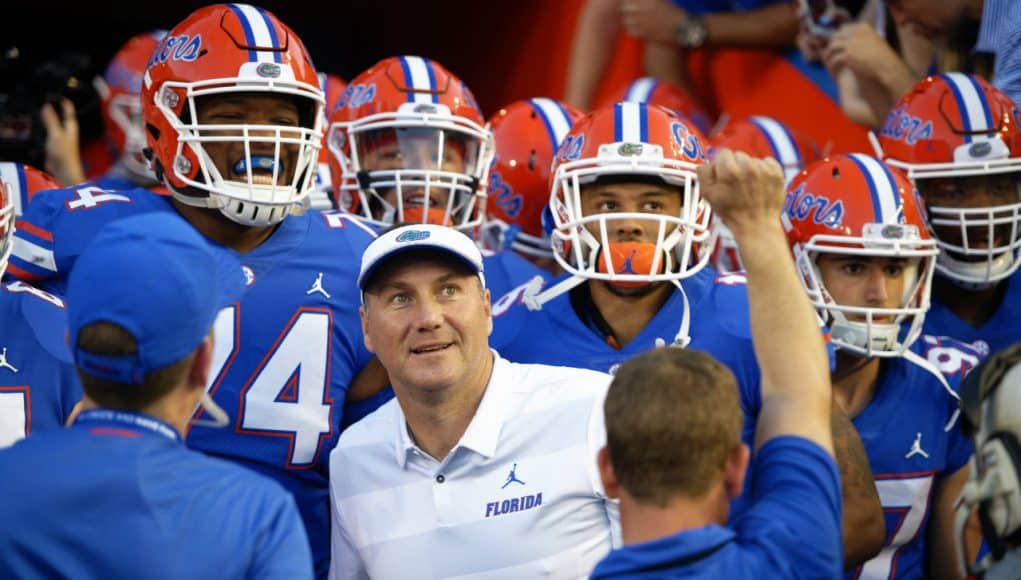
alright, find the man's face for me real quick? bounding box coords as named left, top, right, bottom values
left=917, top=172, right=1021, bottom=260
left=885, top=0, right=971, bottom=39
left=815, top=254, right=911, bottom=323
left=195, top=93, right=303, bottom=187
left=358, top=128, right=476, bottom=222
left=360, top=254, right=492, bottom=395
left=579, top=180, right=683, bottom=243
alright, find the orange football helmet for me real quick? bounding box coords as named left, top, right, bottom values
left=312, top=72, right=347, bottom=203
left=94, top=30, right=166, bottom=185
left=326, top=56, right=492, bottom=233
left=481, top=98, right=584, bottom=259
left=785, top=153, right=937, bottom=357
left=596, top=77, right=711, bottom=135
left=547, top=102, right=713, bottom=288
left=877, top=73, right=1021, bottom=286
left=709, top=115, right=823, bottom=273
left=142, top=4, right=325, bottom=226
left=0, top=162, right=61, bottom=216
left=0, top=177, right=11, bottom=276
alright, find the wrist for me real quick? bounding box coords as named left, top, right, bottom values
left=675, top=14, right=708, bottom=49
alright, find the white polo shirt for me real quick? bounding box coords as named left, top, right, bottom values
left=328, top=351, right=618, bottom=580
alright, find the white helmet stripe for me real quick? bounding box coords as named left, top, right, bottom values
left=530, top=98, right=574, bottom=147
left=942, top=72, right=993, bottom=142
left=399, top=56, right=437, bottom=104
left=616, top=102, right=645, bottom=143
left=750, top=116, right=802, bottom=174
left=624, top=78, right=657, bottom=102
left=230, top=4, right=281, bottom=64
left=849, top=153, right=902, bottom=224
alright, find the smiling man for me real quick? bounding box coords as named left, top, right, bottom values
left=328, top=223, right=619, bottom=579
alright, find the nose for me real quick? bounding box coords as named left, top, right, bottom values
left=611, top=217, right=646, bottom=242
left=413, top=295, right=444, bottom=331
left=863, top=267, right=890, bottom=307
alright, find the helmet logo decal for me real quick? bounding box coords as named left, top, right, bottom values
left=337, top=84, right=376, bottom=110
left=487, top=171, right=523, bottom=219
left=413, top=103, right=439, bottom=114
left=671, top=122, right=707, bottom=161
left=396, top=230, right=430, bottom=243
left=256, top=63, right=282, bottom=78
left=617, top=143, right=643, bottom=156
left=557, top=134, right=584, bottom=161
left=880, top=224, right=906, bottom=239
left=968, top=141, right=993, bottom=158
left=147, top=34, right=202, bottom=68
left=784, top=184, right=845, bottom=227
left=880, top=106, right=933, bottom=145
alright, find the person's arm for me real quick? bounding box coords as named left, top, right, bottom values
left=697, top=149, right=832, bottom=454
left=643, top=42, right=692, bottom=94
left=622, top=0, right=799, bottom=48
left=928, top=465, right=983, bottom=580
left=253, top=492, right=315, bottom=579
left=563, top=0, right=621, bottom=110
left=40, top=99, right=87, bottom=187
left=832, top=398, right=886, bottom=568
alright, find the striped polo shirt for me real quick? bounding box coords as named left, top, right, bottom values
left=328, top=351, right=619, bottom=579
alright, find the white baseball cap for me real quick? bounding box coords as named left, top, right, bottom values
left=358, top=224, right=485, bottom=291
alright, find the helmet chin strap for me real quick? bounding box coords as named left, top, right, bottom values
left=656, top=279, right=691, bottom=349
left=937, top=251, right=1015, bottom=290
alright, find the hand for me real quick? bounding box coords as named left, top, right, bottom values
left=822, top=22, right=899, bottom=77
left=796, top=24, right=829, bottom=63
left=619, top=0, right=688, bottom=45
left=697, top=149, right=785, bottom=239
left=40, top=99, right=87, bottom=187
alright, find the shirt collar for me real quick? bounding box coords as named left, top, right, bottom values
left=393, top=350, right=511, bottom=468
left=592, top=525, right=735, bottom=577
left=74, top=408, right=182, bottom=442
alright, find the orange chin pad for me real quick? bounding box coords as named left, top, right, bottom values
left=596, top=241, right=665, bottom=287
left=402, top=207, right=451, bottom=226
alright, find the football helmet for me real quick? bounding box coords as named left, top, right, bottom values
left=310, top=72, right=347, bottom=208
left=710, top=115, right=823, bottom=272
left=326, top=56, right=493, bottom=233
left=142, top=4, right=326, bottom=227
left=955, top=344, right=1021, bottom=577
left=596, top=76, right=711, bottom=135
left=481, top=98, right=584, bottom=259
left=94, top=30, right=166, bottom=184
left=784, top=153, right=937, bottom=357
left=0, top=177, right=11, bottom=276
left=877, top=73, right=1021, bottom=286
left=547, top=102, right=713, bottom=288
left=0, top=162, right=61, bottom=216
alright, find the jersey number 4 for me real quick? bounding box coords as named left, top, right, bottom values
left=207, top=306, right=334, bottom=468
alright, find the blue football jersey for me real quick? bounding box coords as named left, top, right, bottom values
left=0, top=409, right=313, bottom=579
left=5, top=185, right=375, bottom=578
left=480, top=247, right=551, bottom=299
left=847, top=335, right=979, bottom=580
left=0, top=281, right=81, bottom=446
left=923, top=269, right=1021, bottom=358
left=492, top=268, right=763, bottom=437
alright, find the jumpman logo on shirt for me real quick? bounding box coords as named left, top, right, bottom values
left=619, top=249, right=638, bottom=275
left=904, top=432, right=930, bottom=459
left=306, top=272, right=331, bottom=298
left=0, top=347, right=18, bottom=373
left=501, top=463, right=526, bottom=488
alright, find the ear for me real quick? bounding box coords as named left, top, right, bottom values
left=360, top=304, right=375, bottom=353
left=723, top=443, right=751, bottom=500
left=597, top=446, right=621, bottom=500
left=483, top=288, right=493, bottom=337
left=188, top=334, right=214, bottom=393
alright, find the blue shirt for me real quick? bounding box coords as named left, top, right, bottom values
left=846, top=336, right=978, bottom=579
left=0, top=281, right=81, bottom=445
left=591, top=436, right=842, bottom=579
left=5, top=185, right=375, bottom=578
left=0, top=408, right=312, bottom=579
left=976, top=0, right=1021, bottom=105
left=923, top=268, right=1021, bottom=358
left=670, top=0, right=787, bottom=16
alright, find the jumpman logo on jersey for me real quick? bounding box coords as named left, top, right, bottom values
left=306, top=272, right=331, bottom=298
left=905, top=432, right=930, bottom=459
left=619, top=249, right=638, bottom=275
left=0, top=347, right=18, bottom=373
left=501, top=463, right=526, bottom=488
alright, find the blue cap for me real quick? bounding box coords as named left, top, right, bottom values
left=67, top=213, right=246, bottom=384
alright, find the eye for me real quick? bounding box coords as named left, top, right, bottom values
left=884, top=263, right=905, bottom=277
left=387, top=292, right=410, bottom=306
left=439, top=284, right=460, bottom=298
left=642, top=200, right=666, bottom=212
left=596, top=200, right=618, bottom=212
left=841, top=262, right=864, bottom=275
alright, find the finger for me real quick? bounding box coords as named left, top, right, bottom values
left=61, top=99, right=79, bottom=130
left=39, top=103, right=60, bottom=133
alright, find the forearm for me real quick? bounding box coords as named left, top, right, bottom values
left=643, top=42, right=690, bottom=93
left=701, top=3, right=799, bottom=48
left=831, top=398, right=885, bottom=567
left=564, top=0, right=620, bottom=109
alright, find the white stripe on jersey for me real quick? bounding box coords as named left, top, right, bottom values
left=233, top=4, right=277, bottom=63
left=851, top=153, right=900, bottom=224
left=11, top=238, right=57, bottom=273
left=402, top=56, right=434, bottom=104
left=530, top=98, right=573, bottom=144
left=619, top=102, right=643, bottom=143
left=623, top=78, right=656, bottom=102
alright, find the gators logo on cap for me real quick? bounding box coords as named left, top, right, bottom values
left=257, top=63, right=282, bottom=78
left=617, top=143, right=643, bottom=156
left=396, top=230, right=430, bottom=243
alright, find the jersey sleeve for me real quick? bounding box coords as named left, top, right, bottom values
left=735, top=436, right=843, bottom=578
left=6, top=187, right=71, bottom=284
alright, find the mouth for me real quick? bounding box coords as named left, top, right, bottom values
left=233, top=155, right=285, bottom=185
left=410, top=342, right=453, bottom=355
left=402, top=190, right=447, bottom=208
